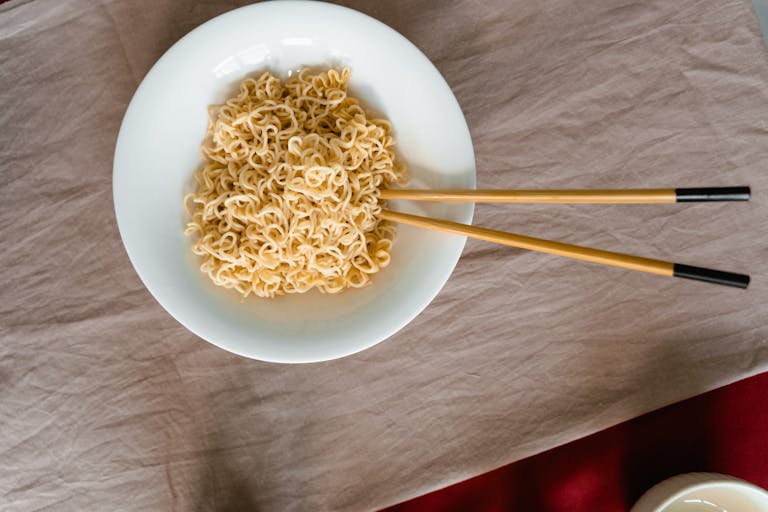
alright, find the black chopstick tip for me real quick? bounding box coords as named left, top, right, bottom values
left=675, top=187, right=750, bottom=202
left=673, top=263, right=750, bottom=289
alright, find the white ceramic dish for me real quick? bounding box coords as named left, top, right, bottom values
left=113, top=1, right=475, bottom=362
left=632, top=473, right=768, bottom=512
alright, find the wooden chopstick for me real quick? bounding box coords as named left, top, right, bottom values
left=379, top=210, right=750, bottom=288
left=380, top=187, right=750, bottom=204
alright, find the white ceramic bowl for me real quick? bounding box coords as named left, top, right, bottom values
left=631, top=473, right=768, bottom=512
left=113, top=1, right=475, bottom=362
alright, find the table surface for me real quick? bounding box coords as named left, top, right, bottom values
left=1, top=1, right=767, bottom=511
left=386, top=371, right=768, bottom=511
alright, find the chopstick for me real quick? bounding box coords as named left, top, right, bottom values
left=379, top=210, right=750, bottom=288
left=380, top=187, right=751, bottom=204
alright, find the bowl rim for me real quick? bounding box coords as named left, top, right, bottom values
left=633, top=472, right=768, bottom=512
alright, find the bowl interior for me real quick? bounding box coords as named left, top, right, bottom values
left=113, top=1, right=475, bottom=362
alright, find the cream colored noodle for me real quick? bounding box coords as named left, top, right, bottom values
left=184, top=68, right=407, bottom=298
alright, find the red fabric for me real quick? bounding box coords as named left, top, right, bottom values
left=385, top=372, right=768, bottom=512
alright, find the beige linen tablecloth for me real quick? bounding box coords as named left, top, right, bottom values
left=1, top=0, right=767, bottom=510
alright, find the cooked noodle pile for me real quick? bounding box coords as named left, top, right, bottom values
left=184, top=68, right=407, bottom=298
